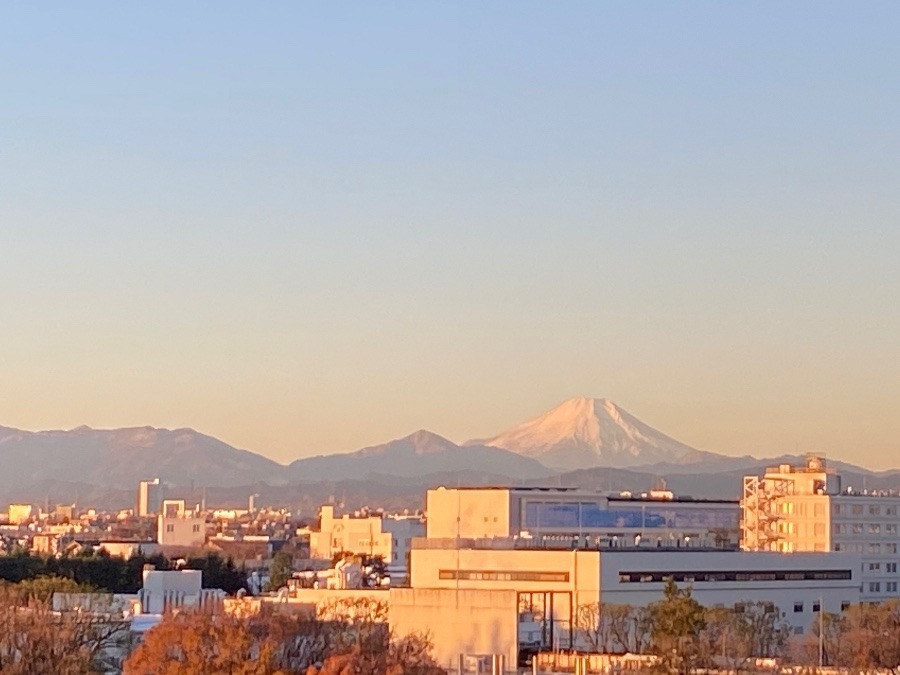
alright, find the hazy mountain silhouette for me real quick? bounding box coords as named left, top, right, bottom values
left=288, top=429, right=551, bottom=481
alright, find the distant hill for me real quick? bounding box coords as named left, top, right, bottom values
left=289, top=430, right=552, bottom=482
left=0, top=425, right=287, bottom=498
left=2, top=401, right=897, bottom=511
left=469, top=397, right=724, bottom=470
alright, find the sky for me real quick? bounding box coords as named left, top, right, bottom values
left=1, top=3, right=898, bottom=469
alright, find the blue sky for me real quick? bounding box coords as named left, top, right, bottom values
left=1, top=3, right=898, bottom=468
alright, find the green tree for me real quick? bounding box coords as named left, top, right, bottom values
left=186, top=552, right=245, bottom=594
left=267, top=550, right=293, bottom=591
left=15, top=575, right=96, bottom=604
left=648, top=578, right=706, bottom=673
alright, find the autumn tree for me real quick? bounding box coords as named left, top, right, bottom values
left=124, top=609, right=281, bottom=675
left=800, top=600, right=900, bottom=671
left=125, top=597, right=442, bottom=675
left=0, top=582, right=129, bottom=674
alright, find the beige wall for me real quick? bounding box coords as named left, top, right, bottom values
left=390, top=588, right=518, bottom=670
left=157, top=514, right=205, bottom=547
left=311, top=506, right=398, bottom=561
left=411, top=547, right=601, bottom=617
left=426, top=488, right=513, bottom=539
left=8, top=504, right=33, bottom=525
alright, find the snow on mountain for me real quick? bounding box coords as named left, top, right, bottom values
left=468, top=397, right=722, bottom=471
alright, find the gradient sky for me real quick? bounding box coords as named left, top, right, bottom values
left=1, top=3, right=898, bottom=469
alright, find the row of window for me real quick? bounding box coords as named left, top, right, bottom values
left=438, top=569, right=571, bottom=583
left=866, top=562, right=899, bottom=573
left=833, top=503, right=899, bottom=517
left=522, top=502, right=738, bottom=531
left=834, top=523, right=899, bottom=535
left=617, top=569, right=852, bottom=584
left=834, top=542, right=899, bottom=553
left=867, top=581, right=899, bottom=593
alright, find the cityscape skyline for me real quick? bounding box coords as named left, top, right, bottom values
left=2, top=3, right=898, bottom=470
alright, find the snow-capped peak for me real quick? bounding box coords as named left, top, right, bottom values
left=468, top=397, right=716, bottom=471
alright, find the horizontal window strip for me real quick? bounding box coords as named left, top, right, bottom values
left=438, top=569, right=570, bottom=583
left=618, top=569, right=852, bottom=583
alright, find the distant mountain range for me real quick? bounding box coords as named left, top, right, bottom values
left=2, top=397, right=897, bottom=511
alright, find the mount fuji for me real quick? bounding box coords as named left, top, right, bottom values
left=468, top=397, right=724, bottom=471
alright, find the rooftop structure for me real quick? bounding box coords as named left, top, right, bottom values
left=426, top=486, right=740, bottom=549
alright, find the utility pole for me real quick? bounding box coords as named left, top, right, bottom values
left=818, top=596, right=824, bottom=668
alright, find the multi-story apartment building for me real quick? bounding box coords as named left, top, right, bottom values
left=137, top=478, right=164, bottom=517
left=741, top=455, right=900, bottom=601
left=307, top=505, right=424, bottom=573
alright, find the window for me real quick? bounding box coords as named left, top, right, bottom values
left=887, top=506, right=897, bottom=517
left=814, top=503, right=825, bottom=517
left=841, top=601, right=851, bottom=611
left=166, top=524, right=174, bottom=533
left=869, top=505, right=880, bottom=516
left=886, top=524, right=897, bottom=535
left=794, top=602, right=804, bottom=613
left=812, top=601, right=821, bottom=612
left=852, top=524, right=864, bottom=535
left=888, top=582, right=898, bottom=593
left=192, top=524, right=200, bottom=533
left=868, top=543, right=882, bottom=554
left=440, top=569, right=570, bottom=583
left=869, top=524, right=881, bottom=534
left=887, top=544, right=898, bottom=554
left=852, top=505, right=864, bottom=516
left=835, top=524, right=845, bottom=535
left=869, top=582, right=881, bottom=593
left=833, top=504, right=843, bottom=516
left=794, top=626, right=804, bottom=635
left=616, top=569, right=852, bottom=584
left=868, top=563, right=881, bottom=572
left=888, top=563, right=898, bottom=574
left=815, top=523, right=826, bottom=537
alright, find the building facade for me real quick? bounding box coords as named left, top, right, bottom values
left=137, top=478, right=164, bottom=518
left=308, top=506, right=424, bottom=572
left=427, top=486, right=740, bottom=549
left=741, top=455, right=900, bottom=601
left=156, top=499, right=206, bottom=548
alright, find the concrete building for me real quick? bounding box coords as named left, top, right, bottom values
left=137, top=478, right=164, bottom=518
left=138, top=568, right=223, bottom=614
left=426, top=486, right=740, bottom=548
left=156, top=499, right=206, bottom=548
left=308, top=506, right=424, bottom=572
left=251, top=535, right=860, bottom=669
left=7, top=503, right=34, bottom=525
left=410, top=541, right=859, bottom=641
left=742, top=455, right=900, bottom=601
